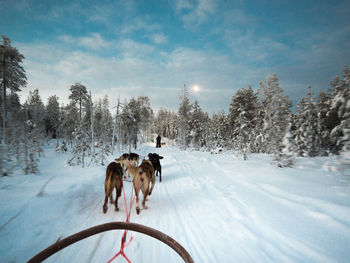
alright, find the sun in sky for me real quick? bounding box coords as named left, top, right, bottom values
left=192, top=85, right=200, bottom=93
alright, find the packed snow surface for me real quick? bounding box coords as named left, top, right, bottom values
left=1, top=143, right=350, bottom=262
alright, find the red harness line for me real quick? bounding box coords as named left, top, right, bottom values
left=107, top=176, right=136, bottom=263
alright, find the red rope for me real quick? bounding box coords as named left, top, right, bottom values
left=107, top=177, right=136, bottom=263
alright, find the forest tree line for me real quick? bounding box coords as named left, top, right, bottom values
left=162, top=69, right=349, bottom=170
left=1, top=35, right=349, bottom=175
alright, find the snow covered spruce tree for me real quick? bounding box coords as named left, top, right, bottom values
left=317, top=90, right=333, bottom=155
left=207, top=110, right=229, bottom=152
left=66, top=83, right=91, bottom=167
left=234, top=110, right=251, bottom=160
left=177, top=84, right=192, bottom=150
left=82, top=93, right=93, bottom=138
left=127, top=97, right=142, bottom=149
left=120, top=108, right=135, bottom=151
left=118, top=98, right=142, bottom=151
left=44, top=95, right=60, bottom=139
left=91, top=96, right=113, bottom=165
left=190, top=100, right=209, bottom=150
left=295, top=86, right=320, bottom=157
left=259, top=73, right=293, bottom=165
left=69, top=83, right=88, bottom=121
left=155, top=108, right=178, bottom=141
left=277, top=121, right=296, bottom=167
left=61, top=101, right=79, bottom=146
left=329, top=65, right=350, bottom=155
left=23, top=89, right=45, bottom=158
left=329, top=65, right=350, bottom=173
left=0, top=35, right=27, bottom=175
left=137, top=96, right=154, bottom=143
left=67, top=122, right=90, bottom=167
left=340, top=103, right=350, bottom=174
left=0, top=93, right=23, bottom=176
left=228, top=85, right=260, bottom=158
left=16, top=89, right=46, bottom=174
left=168, top=112, right=179, bottom=141
left=22, top=120, right=40, bottom=174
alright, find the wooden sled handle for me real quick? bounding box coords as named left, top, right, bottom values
left=27, top=221, right=194, bottom=263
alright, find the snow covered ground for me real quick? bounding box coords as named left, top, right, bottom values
left=1, top=143, right=350, bottom=263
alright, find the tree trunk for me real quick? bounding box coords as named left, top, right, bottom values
left=90, top=91, right=94, bottom=155
left=79, top=97, right=82, bottom=121
left=2, top=56, right=6, bottom=145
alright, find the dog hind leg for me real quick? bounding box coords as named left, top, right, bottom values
left=142, top=185, right=149, bottom=210
left=114, top=180, right=121, bottom=211
left=134, top=182, right=141, bottom=214
left=103, top=174, right=113, bottom=213
left=103, top=194, right=109, bottom=214
left=149, top=171, right=156, bottom=196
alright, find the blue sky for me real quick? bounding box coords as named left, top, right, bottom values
left=1, top=0, right=349, bottom=113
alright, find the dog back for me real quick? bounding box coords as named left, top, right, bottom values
left=148, top=153, right=163, bottom=170
left=107, top=162, right=124, bottom=179
left=125, top=152, right=138, bottom=165
left=140, top=160, right=154, bottom=180
left=129, top=152, right=139, bottom=160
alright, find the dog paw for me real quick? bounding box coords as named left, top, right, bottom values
left=103, top=206, right=107, bottom=214
left=115, top=207, right=119, bottom=211
left=136, top=207, right=140, bottom=214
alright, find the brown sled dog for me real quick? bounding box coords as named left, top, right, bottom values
left=140, top=159, right=156, bottom=196
left=103, top=161, right=125, bottom=214
left=115, top=157, right=155, bottom=214
left=133, top=159, right=156, bottom=214
left=117, top=153, right=140, bottom=178
left=115, top=156, right=140, bottom=179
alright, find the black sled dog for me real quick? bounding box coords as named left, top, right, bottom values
left=148, top=153, right=164, bottom=182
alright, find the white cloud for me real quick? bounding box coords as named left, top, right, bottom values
left=175, top=0, right=217, bottom=26
left=86, top=2, right=135, bottom=24
left=18, top=26, right=345, bottom=114
left=59, top=33, right=110, bottom=50
left=223, top=29, right=289, bottom=62
left=118, top=39, right=156, bottom=57
left=17, top=39, right=268, bottom=113
left=120, top=17, right=161, bottom=34
left=223, top=9, right=256, bottom=27
left=0, top=0, right=31, bottom=12
left=175, top=0, right=193, bottom=13
left=149, top=33, right=168, bottom=45
left=79, top=33, right=110, bottom=50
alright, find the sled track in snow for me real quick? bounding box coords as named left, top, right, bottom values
left=0, top=210, right=23, bottom=231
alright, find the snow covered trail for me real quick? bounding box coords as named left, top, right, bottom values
left=0, top=144, right=350, bottom=262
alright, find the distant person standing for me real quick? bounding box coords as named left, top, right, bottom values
left=156, top=135, right=161, bottom=148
